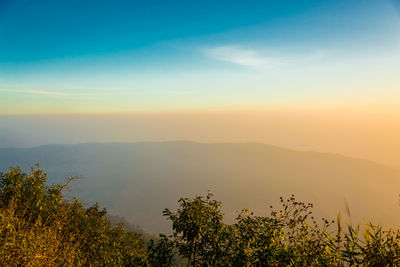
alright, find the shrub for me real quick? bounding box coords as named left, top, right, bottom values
left=0, top=165, right=148, bottom=266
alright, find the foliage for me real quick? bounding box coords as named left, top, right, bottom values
left=2, top=164, right=400, bottom=266
left=165, top=194, right=400, bottom=266
left=163, top=193, right=227, bottom=266
left=147, top=234, right=175, bottom=267
left=0, top=165, right=148, bottom=266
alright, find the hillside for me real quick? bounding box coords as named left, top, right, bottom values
left=1, top=141, right=399, bottom=233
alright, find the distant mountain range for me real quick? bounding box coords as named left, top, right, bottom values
left=1, top=141, right=400, bottom=233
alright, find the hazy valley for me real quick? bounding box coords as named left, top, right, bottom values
left=1, top=141, right=399, bottom=234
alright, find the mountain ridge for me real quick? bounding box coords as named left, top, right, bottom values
left=1, top=140, right=395, bottom=169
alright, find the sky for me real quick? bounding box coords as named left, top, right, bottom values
left=0, top=0, right=400, bottom=166
left=0, top=0, right=399, bottom=113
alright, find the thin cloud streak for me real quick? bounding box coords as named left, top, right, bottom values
left=203, top=46, right=283, bottom=69
left=0, top=88, right=116, bottom=97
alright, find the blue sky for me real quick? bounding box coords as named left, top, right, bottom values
left=0, top=0, right=399, bottom=113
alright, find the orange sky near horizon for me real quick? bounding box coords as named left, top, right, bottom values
left=1, top=109, right=399, bottom=167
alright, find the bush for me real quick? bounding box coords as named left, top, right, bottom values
left=165, top=194, right=400, bottom=266
left=0, top=165, right=148, bottom=266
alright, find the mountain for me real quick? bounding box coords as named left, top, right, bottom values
left=1, top=141, right=399, bottom=233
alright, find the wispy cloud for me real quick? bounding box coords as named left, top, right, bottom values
left=0, top=88, right=116, bottom=97
left=203, top=46, right=283, bottom=69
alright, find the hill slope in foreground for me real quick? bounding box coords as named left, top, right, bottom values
left=1, top=141, right=399, bottom=233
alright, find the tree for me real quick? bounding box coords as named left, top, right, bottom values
left=163, top=193, right=227, bottom=266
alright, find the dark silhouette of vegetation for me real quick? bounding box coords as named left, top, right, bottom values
left=147, top=234, right=176, bottom=266
left=2, top=165, right=400, bottom=266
